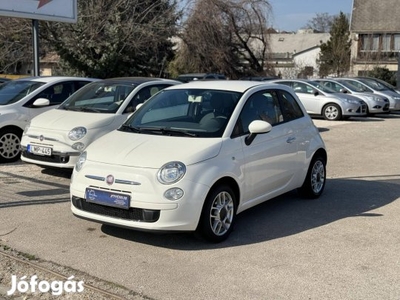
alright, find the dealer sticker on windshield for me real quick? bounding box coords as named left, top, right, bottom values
left=85, top=188, right=130, bottom=209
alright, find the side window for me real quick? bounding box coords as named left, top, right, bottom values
left=124, top=84, right=173, bottom=114
left=293, top=82, right=314, bottom=94
left=235, top=90, right=283, bottom=136
left=25, top=82, right=75, bottom=107
left=278, top=90, right=304, bottom=121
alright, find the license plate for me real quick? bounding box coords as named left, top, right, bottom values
left=27, top=144, right=52, bottom=156
left=85, top=188, right=130, bottom=209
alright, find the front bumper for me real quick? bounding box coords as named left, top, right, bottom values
left=21, top=145, right=80, bottom=168
left=342, top=103, right=367, bottom=116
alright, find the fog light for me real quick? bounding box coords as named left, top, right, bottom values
left=72, top=142, right=85, bottom=151
left=164, top=188, right=184, bottom=200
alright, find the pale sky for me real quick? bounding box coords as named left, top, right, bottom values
left=268, top=0, right=354, bottom=32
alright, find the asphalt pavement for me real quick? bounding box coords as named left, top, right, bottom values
left=1, top=113, right=400, bottom=300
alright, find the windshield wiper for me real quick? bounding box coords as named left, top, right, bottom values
left=119, top=124, right=141, bottom=133
left=136, top=127, right=197, bottom=137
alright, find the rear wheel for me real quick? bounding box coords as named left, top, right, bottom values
left=298, top=155, right=326, bottom=199
left=322, top=104, right=342, bottom=121
left=197, top=185, right=236, bottom=243
left=0, top=128, right=22, bottom=163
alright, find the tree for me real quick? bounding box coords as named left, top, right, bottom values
left=170, top=0, right=275, bottom=79
left=39, top=0, right=180, bottom=78
left=304, top=13, right=334, bottom=33
left=318, top=12, right=351, bottom=77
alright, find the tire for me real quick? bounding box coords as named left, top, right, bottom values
left=298, top=155, right=326, bottom=199
left=322, top=103, right=342, bottom=121
left=0, top=128, right=22, bottom=163
left=197, top=185, right=236, bottom=243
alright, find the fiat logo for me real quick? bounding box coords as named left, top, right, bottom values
left=106, top=175, right=114, bottom=185
left=39, top=135, right=44, bottom=141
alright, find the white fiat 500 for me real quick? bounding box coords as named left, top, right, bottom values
left=70, top=81, right=327, bottom=242
left=21, top=77, right=180, bottom=169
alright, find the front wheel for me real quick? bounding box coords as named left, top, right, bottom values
left=196, top=185, right=236, bottom=243
left=298, top=155, right=326, bottom=199
left=0, top=128, right=22, bottom=163
left=322, top=103, right=342, bottom=121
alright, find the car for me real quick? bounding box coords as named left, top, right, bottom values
left=70, top=80, right=327, bottom=242
left=240, top=76, right=280, bottom=81
left=0, top=76, right=97, bottom=163
left=338, top=77, right=400, bottom=111
left=0, top=78, right=11, bottom=85
left=176, top=73, right=227, bottom=83
left=270, top=79, right=367, bottom=120
left=314, top=78, right=390, bottom=115
left=356, top=76, right=400, bottom=94
left=20, top=77, right=181, bottom=169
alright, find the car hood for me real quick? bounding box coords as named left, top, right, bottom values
left=332, top=93, right=363, bottom=101
left=30, top=109, right=116, bottom=130
left=86, top=130, right=222, bottom=168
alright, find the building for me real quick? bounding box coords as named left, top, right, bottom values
left=350, top=0, right=400, bottom=76
left=269, top=29, right=330, bottom=79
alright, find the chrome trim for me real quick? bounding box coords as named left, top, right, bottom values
left=85, top=175, right=105, bottom=181
left=85, top=175, right=141, bottom=186
left=27, top=134, right=58, bottom=142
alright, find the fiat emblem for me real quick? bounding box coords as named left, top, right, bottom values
left=106, top=175, right=114, bottom=185
left=39, top=135, right=44, bottom=141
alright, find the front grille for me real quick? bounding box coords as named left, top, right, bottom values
left=357, top=104, right=367, bottom=114
left=72, top=196, right=160, bottom=222
left=383, top=104, right=390, bottom=111
left=22, top=150, right=70, bottom=164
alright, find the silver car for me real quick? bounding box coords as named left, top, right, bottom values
left=338, top=78, right=400, bottom=112
left=314, top=78, right=390, bottom=115
left=271, top=79, right=367, bottom=121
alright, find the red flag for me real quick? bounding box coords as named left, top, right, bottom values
left=37, top=0, right=52, bottom=9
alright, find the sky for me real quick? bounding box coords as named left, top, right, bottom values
left=268, top=0, right=354, bottom=32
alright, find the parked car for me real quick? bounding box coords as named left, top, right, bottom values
left=176, top=73, right=226, bottom=83
left=0, top=76, right=97, bottom=163
left=70, top=80, right=327, bottom=242
left=0, top=78, right=11, bottom=85
left=338, top=77, right=400, bottom=112
left=21, top=77, right=181, bottom=169
left=356, top=76, right=400, bottom=94
left=314, top=78, right=390, bottom=115
left=271, top=79, right=367, bottom=121
left=240, top=76, right=280, bottom=81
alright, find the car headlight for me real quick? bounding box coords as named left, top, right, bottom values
left=75, top=151, right=87, bottom=172
left=365, top=95, right=384, bottom=102
left=341, top=98, right=360, bottom=104
left=157, top=161, right=186, bottom=185
left=393, top=96, right=400, bottom=100
left=68, top=127, right=87, bottom=141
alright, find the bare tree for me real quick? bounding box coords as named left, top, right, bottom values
left=304, top=13, right=334, bottom=33
left=171, top=0, right=275, bottom=79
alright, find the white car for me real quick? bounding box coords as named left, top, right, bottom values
left=21, top=77, right=181, bottom=169
left=271, top=79, right=368, bottom=120
left=0, top=76, right=96, bottom=163
left=70, top=80, right=327, bottom=242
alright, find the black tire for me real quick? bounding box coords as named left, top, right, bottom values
left=298, top=155, right=326, bottom=199
left=322, top=103, right=342, bottom=121
left=0, top=128, right=22, bottom=163
left=196, top=185, right=237, bottom=243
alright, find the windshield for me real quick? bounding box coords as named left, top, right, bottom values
left=336, top=80, right=371, bottom=93
left=0, top=80, right=45, bottom=105
left=120, top=89, right=242, bottom=138
left=357, top=78, right=389, bottom=91
left=59, top=81, right=136, bottom=113
left=308, top=81, right=336, bottom=93
left=337, top=79, right=372, bottom=92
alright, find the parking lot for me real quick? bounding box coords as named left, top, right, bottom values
left=1, top=113, right=400, bottom=299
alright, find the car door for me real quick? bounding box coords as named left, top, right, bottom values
left=237, top=89, right=301, bottom=210
left=291, top=82, right=323, bottom=114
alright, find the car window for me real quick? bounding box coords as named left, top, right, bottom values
left=236, top=90, right=283, bottom=135
left=278, top=90, right=304, bottom=121
left=0, top=80, right=45, bottom=105
left=292, top=82, right=312, bottom=94
left=123, top=84, right=173, bottom=114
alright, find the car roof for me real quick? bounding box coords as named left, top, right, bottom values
left=100, top=77, right=181, bottom=85
left=13, top=76, right=96, bottom=83
left=166, top=79, right=283, bottom=93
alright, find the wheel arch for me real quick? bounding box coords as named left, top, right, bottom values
left=207, top=176, right=240, bottom=209
left=0, top=125, right=24, bottom=136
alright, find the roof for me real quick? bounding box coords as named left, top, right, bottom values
left=269, top=32, right=330, bottom=57
left=168, top=80, right=281, bottom=93
left=103, top=77, right=181, bottom=85
left=13, top=76, right=97, bottom=83
left=351, top=0, right=400, bottom=32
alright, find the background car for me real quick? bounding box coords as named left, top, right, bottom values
left=176, top=73, right=227, bottom=82
left=21, top=77, right=181, bottom=169
left=356, top=76, right=400, bottom=94
left=314, top=78, right=390, bottom=115
left=0, top=76, right=97, bottom=163
left=338, top=77, right=400, bottom=112
left=0, top=77, right=11, bottom=85
left=70, top=80, right=327, bottom=242
left=271, top=79, right=367, bottom=120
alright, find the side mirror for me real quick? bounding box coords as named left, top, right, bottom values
left=32, top=98, right=50, bottom=107
left=314, top=90, right=319, bottom=96
left=245, top=120, right=272, bottom=145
